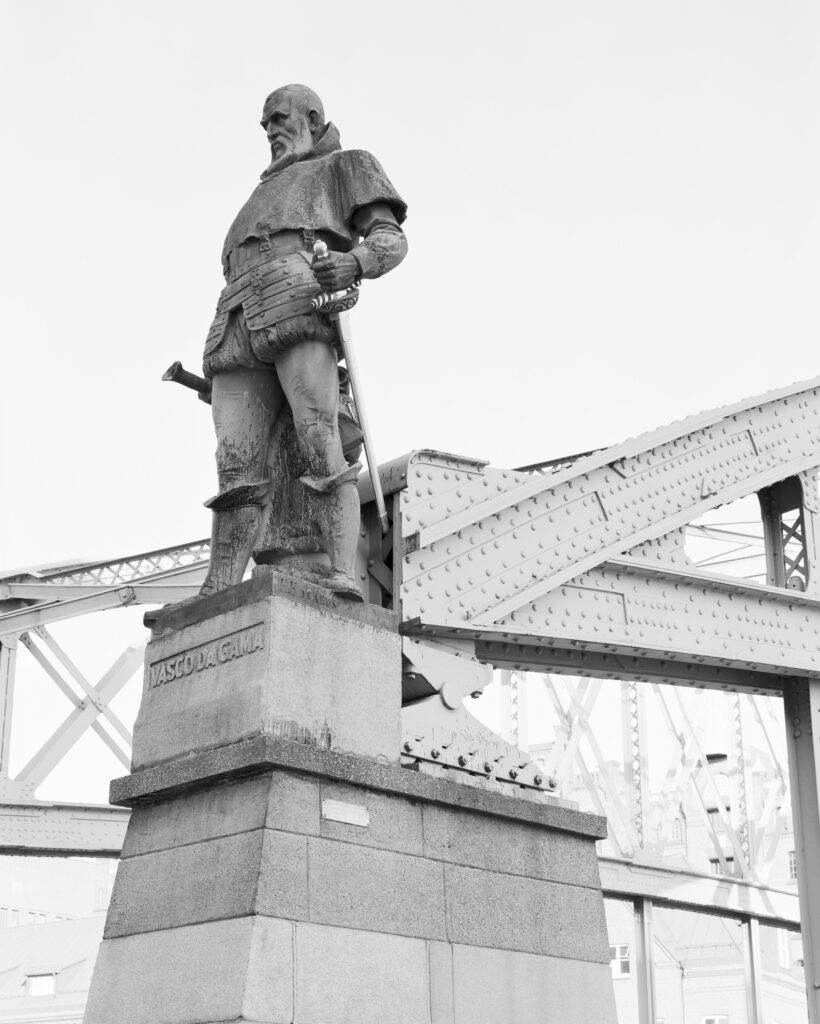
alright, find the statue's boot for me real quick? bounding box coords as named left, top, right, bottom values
left=143, top=481, right=270, bottom=627
left=300, top=462, right=363, bottom=601
left=200, top=481, right=270, bottom=596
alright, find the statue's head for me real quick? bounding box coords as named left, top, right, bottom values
left=260, top=84, right=325, bottom=174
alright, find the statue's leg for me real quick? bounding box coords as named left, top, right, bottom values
left=201, top=366, right=282, bottom=596
left=274, top=341, right=363, bottom=600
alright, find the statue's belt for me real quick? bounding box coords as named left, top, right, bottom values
left=205, top=241, right=329, bottom=356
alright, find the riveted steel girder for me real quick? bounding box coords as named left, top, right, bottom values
left=396, top=380, right=820, bottom=689
left=0, top=801, right=129, bottom=856
left=400, top=377, right=820, bottom=637
left=466, top=558, right=820, bottom=689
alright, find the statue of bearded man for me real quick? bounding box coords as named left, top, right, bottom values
left=200, top=84, right=407, bottom=601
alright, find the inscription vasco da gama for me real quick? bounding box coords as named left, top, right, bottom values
left=149, top=624, right=265, bottom=688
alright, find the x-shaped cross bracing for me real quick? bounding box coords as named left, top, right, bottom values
left=0, top=627, right=142, bottom=800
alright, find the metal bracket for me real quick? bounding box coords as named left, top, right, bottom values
left=401, top=637, right=556, bottom=794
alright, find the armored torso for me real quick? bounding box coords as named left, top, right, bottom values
left=221, top=123, right=406, bottom=277
left=203, top=123, right=406, bottom=377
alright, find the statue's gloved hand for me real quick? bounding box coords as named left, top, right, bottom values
left=312, top=251, right=360, bottom=292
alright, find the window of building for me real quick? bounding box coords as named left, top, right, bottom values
left=789, top=850, right=798, bottom=881
left=0, top=906, right=24, bottom=927
left=702, top=1017, right=728, bottom=1024
left=671, top=819, right=682, bottom=842
left=26, top=974, right=56, bottom=997
left=710, top=857, right=734, bottom=877
left=609, top=944, right=631, bottom=978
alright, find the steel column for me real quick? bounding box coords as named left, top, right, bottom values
left=744, top=917, right=765, bottom=1024
left=784, top=677, right=820, bottom=1023
left=0, top=639, right=17, bottom=780
left=633, top=897, right=656, bottom=1024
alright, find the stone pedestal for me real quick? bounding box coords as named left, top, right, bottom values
left=84, top=575, right=617, bottom=1024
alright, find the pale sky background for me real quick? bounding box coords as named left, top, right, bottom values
left=0, top=0, right=817, bottom=803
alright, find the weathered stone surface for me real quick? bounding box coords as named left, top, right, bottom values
left=148, top=571, right=397, bottom=639
left=266, top=768, right=322, bottom=835
left=106, top=829, right=308, bottom=937
left=293, top=923, right=431, bottom=1024
left=243, top=916, right=295, bottom=1022
left=111, top=736, right=607, bottom=844
left=120, top=773, right=272, bottom=858
left=132, top=584, right=401, bottom=771
left=90, top=754, right=615, bottom=1023
left=452, top=942, right=618, bottom=1024
left=85, top=916, right=294, bottom=1024
left=307, top=836, right=447, bottom=939
left=421, top=802, right=602, bottom=887
left=443, top=862, right=611, bottom=961
left=319, top=778, right=424, bottom=855
left=256, top=829, right=311, bottom=921
left=428, top=940, right=456, bottom=1024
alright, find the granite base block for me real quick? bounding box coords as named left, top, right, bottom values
left=132, top=573, right=401, bottom=770
left=86, top=757, right=616, bottom=1023
left=85, top=579, right=615, bottom=1022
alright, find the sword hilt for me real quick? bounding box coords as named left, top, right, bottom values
left=311, top=240, right=360, bottom=313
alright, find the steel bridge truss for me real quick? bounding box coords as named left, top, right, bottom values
left=0, top=542, right=209, bottom=854
left=3, top=375, right=820, bottom=1017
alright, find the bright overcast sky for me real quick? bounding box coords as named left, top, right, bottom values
left=1, top=0, right=817, bottom=803
left=3, top=0, right=820, bottom=571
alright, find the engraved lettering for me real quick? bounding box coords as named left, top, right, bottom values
left=148, top=624, right=265, bottom=688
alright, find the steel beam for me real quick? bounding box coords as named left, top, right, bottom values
left=0, top=582, right=200, bottom=636
left=34, top=539, right=210, bottom=586
left=36, top=627, right=133, bottom=746
left=784, top=677, right=820, bottom=1024
left=476, top=638, right=785, bottom=694
left=599, top=857, right=800, bottom=926
left=414, top=554, right=820, bottom=685
left=14, top=642, right=141, bottom=790
left=0, top=800, right=129, bottom=856
left=401, top=380, right=820, bottom=627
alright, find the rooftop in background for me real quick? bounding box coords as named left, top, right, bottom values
left=0, top=916, right=103, bottom=1023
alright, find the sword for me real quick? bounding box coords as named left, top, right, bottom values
left=312, top=240, right=389, bottom=534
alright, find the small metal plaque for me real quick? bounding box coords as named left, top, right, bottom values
left=321, top=799, right=370, bottom=828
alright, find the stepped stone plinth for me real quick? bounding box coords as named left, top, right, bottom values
left=84, top=573, right=616, bottom=1024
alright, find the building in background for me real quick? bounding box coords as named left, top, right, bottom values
left=0, top=916, right=104, bottom=1024
left=0, top=858, right=113, bottom=1023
